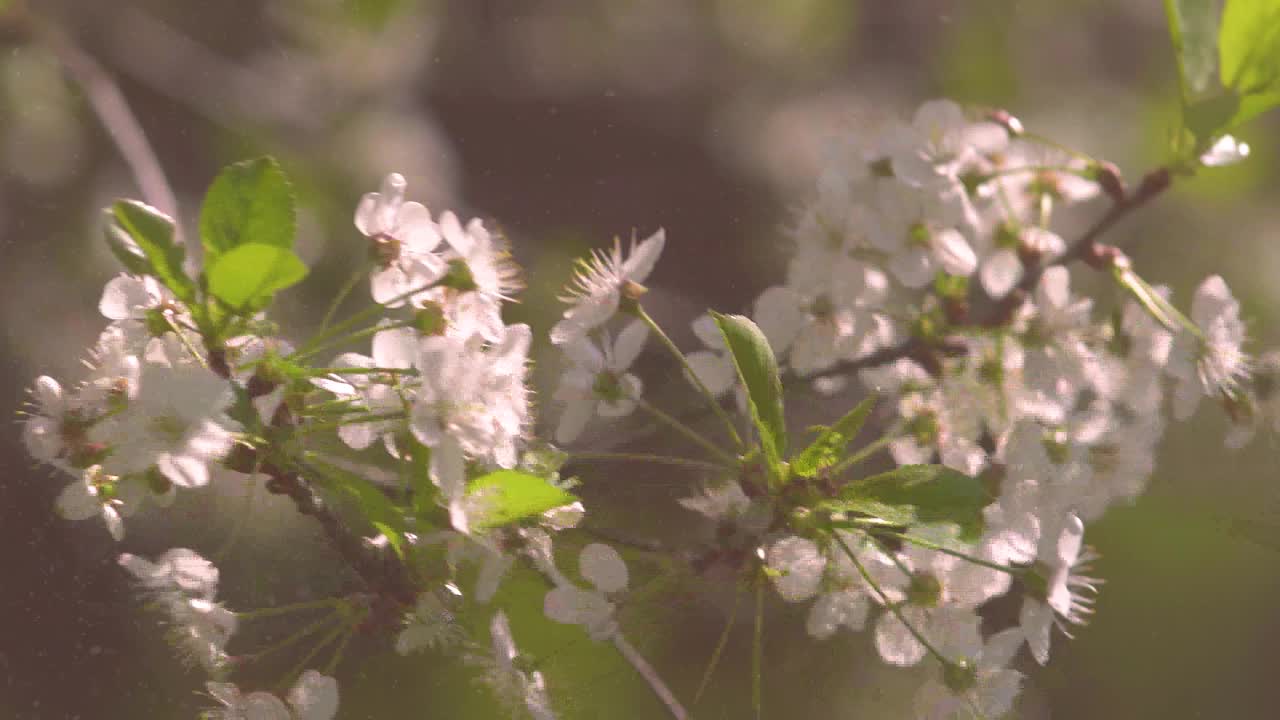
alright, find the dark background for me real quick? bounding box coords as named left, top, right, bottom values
left=2, top=1, right=1280, bottom=717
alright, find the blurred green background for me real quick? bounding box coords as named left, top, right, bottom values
left=2, top=1, right=1280, bottom=718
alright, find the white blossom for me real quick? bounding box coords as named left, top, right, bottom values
left=553, top=320, right=647, bottom=444
left=550, top=229, right=665, bottom=345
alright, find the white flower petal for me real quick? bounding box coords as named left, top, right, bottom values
left=580, top=543, right=628, bottom=593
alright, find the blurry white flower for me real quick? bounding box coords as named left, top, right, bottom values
left=1168, top=275, right=1250, bottom=420
left=553, top=320, right=647, bottom=444
left=544, top=543, right=628, bottom=641
left=91, top=361, right=235, bottom=488
left=1019, top=513, right=1096, bottom=665
left=1200, top=135, right=1250, bottom=167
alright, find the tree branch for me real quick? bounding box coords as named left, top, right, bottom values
left=29, top=14, right=181, bottom=229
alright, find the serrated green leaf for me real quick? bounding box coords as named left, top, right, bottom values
left=711, top=312, right=787, bottom=481
left=465, top=470, right=577, bottom=531
left=1220, top=0, right=1280, bottom=93
left=206, top=243, right=308, bottom=311
left=1165, top=0, right=1222, bottom=101
left=199, top=156, right=296, bottom=265
left=823, top=464, right=990, bottom=542
left=111, top=200, right=195, bottom=302
left=791, top=397, right=875, bottom=479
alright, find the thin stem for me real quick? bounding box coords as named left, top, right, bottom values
left=214, top=475, right=260, bottom=562
left=635, top=306, right=743, bottom=449
left=693, top=584, right=742, bottom=706
left=320, top=263, right=374, bottom=333
left=832, top=531, right=952, bottom=667
left=296, top=278, right=444, bottom=359
left=306, top=365, right=418, bottom=377
left=752, top=574, right=765, bottom=720
left=294, top=411, right=407, bottom=435
left=830, top=432, right=897, bottom=476
left=165, top=315, right=210, bottom=371
left=612, top=632, right=689, bottom=720
left=277, top=621, right=348, bottom=695
left=566, top=451, right=729, bottom=474
left=322, top=619, right=361, bottom=676
left=31, top=15, right=180, bottom=231
left=290, top=320, right=415, bottom=365
left=635, top=398, right=739, bottom=467
left=236, top=598, right=348, bottom=621
left=804, top=339, right=921, bottom=383
left=882, top=530, right=1023, bottom=576
left=238, top=613, right=341, bottom=665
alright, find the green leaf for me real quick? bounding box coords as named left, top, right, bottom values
left=1219, top=0, right=1280, bottom=93
left=316, top=460, right=408, bottom=559
left=1165, top=0, right=1223, bottom=101
left=822, top=464, right=990, bottom=542
left=206, top=243, right=308, bottom=311
left=102, top=209, right=154, bottom=277
left=199, top=156, right=296, bottom=265
left=110, top=200, right=195, bottom=302
left=711, top=312, right=787, bottom=481
left=465, top=470, right=577, bottom=531
left=791, top=397, right=875, bottom=479
left=403, top=436, right=437, bottom=520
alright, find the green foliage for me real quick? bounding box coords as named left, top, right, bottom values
left=206, top=243, right=309, bottom=311
left=465, top=470, right=578, bottom=531
left=199, top=156, right=297, bottom=264
left=325, top=467, right=407, bottom=559
left=711, top=312, right=787, bottom=481
left=821, top=464, right=990, bottom=542
left=790, top=398, right=874, bottom=479
left=1165, top=0, right=1222, bottom=101
left=109, top=201, right=195, bottom=302
left=1165, top=0, right=1280, bottom=151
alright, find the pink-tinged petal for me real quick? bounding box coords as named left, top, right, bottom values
left=621, top=228, right=665, bottom=283
left=685, top=351, right=735, bottom=396
left=438, top=210, right=473, bottom=257
left=752, top=285, right=804, bottom=352
left=980, top=248, right=1022, bottom=299
left=55, top=479, right=100, bottom=520
left=1019, top=598, right=1053, bottom=665
left=99, top=275, right=152, bottom=321
left=874, top=607, right=927, bottom=666
left=562, top=337, right=605, bottom=374
left=103, top=505, right=125, bottom=541
left=287, top=670, right=339, bottom=720
left=611, top=319, right=649, bottom=370
left=891, top=247, right=934, bottom=288
left=933, top=228, right=977, bottom=277
left=580, top=543, right=628, bottom=593
left=555, top=392, right=596, bottom=444
left=158, top=452, right=209, bottom=488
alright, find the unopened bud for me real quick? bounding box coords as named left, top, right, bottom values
left=1091, top=162, right=1125, bottom=203
left=987, top=109, right=1024, bottom=136
left=1135, top=167, right=1171, bottom=202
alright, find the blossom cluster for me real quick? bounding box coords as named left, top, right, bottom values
left=18, top=95, right=1271, bottom=719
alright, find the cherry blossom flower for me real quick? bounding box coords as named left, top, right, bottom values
left=356, top=172, right=446, bottom=308
left=550, top=229, right=665, bottom=346
left=553, top=319, right=648, bottom=444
